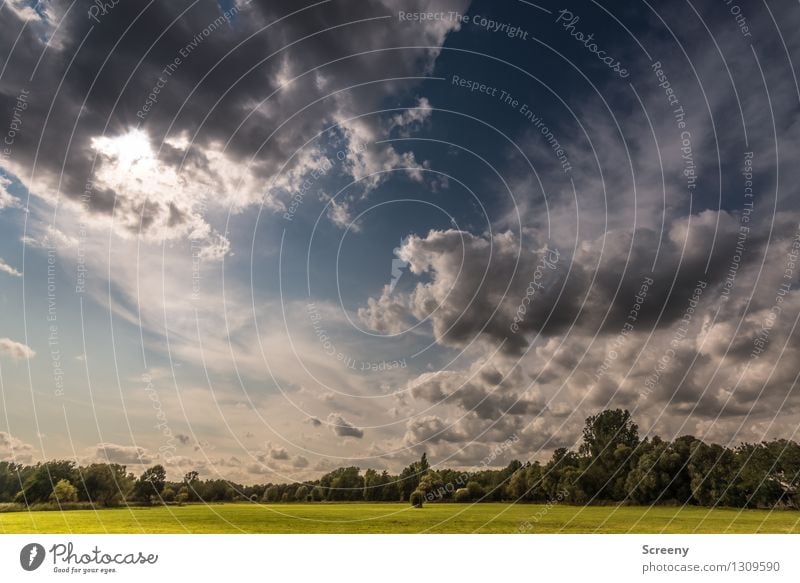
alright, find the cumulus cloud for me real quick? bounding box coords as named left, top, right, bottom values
left=0, top=431, right=36, bottom=463
left=0, top=338, right=35, bottom=360
left=0, top=0, right=468, bottom=241
left=2, top=0, right=799, bottom=477
left=359, top=209, right=768, bottom=355
left=292, top=455, right=309, bottom=469
left=246, top=463, right=272, bottom=476
left=410, top=359, right=547, bottom=420
left=269, top=446, right=290, bottom=460
left=327, top=413, right=364, bottom=439
left=95, top=443, right=152, bottom=465
left=403, top=415, right=467, bottom=446
left=359, top=204, right=800, bottom=457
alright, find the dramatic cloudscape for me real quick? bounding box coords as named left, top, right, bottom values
left=1, top=0, right=799, bottom=482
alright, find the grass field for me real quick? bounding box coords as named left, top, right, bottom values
left=2, top=503, right=799, bottom=533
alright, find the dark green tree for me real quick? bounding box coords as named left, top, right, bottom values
left=132, top=465, right=166, bottom=503
left=16, top=460, right=76, bottom=504
left=688, top=442, right=742, bottom=507
left=398, top=453, right=429, bottom=501
left=81, top=463, right=131, bottom=507
left=579, top=409, right=640, bottom=500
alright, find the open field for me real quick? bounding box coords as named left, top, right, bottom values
left=2, top=503, right=799, bottom=534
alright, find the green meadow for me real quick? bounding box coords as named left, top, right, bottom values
left=2, top=503, right=798, bottom=534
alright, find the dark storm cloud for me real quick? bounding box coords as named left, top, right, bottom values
left=410, top=359, right=546, bottom=420
left=359, top=209, right=770, bottom=355
left=371, top=207, right=800, bottom=461
left=0, top=0, right=468, bottom=239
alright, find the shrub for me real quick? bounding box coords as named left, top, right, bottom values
left=466, top=480, right=485, bottom=500
left=50, top=479, right=78, bottom=504
left=410, top=490, right=424, bottom=508
left=176, top=487, right=189, bottom=505
left=454, top=488, right=471, bottom=503
left=161, top=487, right=176, bottom=503
left=262, top=486, right=280, bottom=502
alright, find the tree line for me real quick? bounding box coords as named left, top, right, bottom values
left=2, top=410, right=799, bottom=510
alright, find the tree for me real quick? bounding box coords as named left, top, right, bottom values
left=319, top=467, right=364, bottom=501
left=161, top=486, right=176, bottom=502
left=579, top=409, right=640, bottom=500
left=0, top=462, right=25, bottom=502
left=295, top=485, right=310, bottom=501
left=735, top=444, right=781, bottom=508
left=581, top=409, right=639, bottom=458
left=688, top=442, right=742, bottom=507
left=542, top=448, right=579, bottom=500
left=508, top=464, right=545, bottom=501
left=132, top=465, right=167, bottom=504
left=625, top=437, right=696, bottom=505
left=418, top=470, right=444, bottom=501
left=17, top=460, right=76, bottom=504
left=176, top=486, right=190, bottom=505
left=203, top=479, right=235, bottom=501
left=82, top=463, right=131, bottom=507
left=419, top=453, right=430, bottom=473
left=454, top=488, right=471, bottom=502
left=380, top=472, right=400, bottom=502
left=466, top=480, right=485, bottom=501
left=263, top=486, right=280, bottom=502
left=398, top=453, right=429, bottom=501
left=183, top=471, right=200, bottom=501
left=410, top=490, right=424, bottom=508
left=50, top=479, right=78, bottom=503
left=363, top=469, right=386, bottom=501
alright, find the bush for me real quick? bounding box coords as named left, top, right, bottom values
left=466, top=481, right=485, bottom=500
left=161, top=487, right=176, bottom=503
left=176, top=487, right=189, bottom=505
left=454, top=488, right=471, bottom=503
left=50, top=479, right=78, bottom=504
left=262, top=486, right=280, bottom=503
left=410, top=490, right=424, bottom=508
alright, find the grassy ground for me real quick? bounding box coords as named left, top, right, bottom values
left=2, top=503, right=799, bottom=533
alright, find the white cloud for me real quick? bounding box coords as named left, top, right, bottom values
left=0, top=175, right=22, bottom=210
left=0, top=258, right=21, bottom=277
left=0, top=338, right=35, bottom=360
left=0, top=431, right=36, bottom=463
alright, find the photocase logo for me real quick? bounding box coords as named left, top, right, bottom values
left=19, top=543, right=46, bottom=571
left=389, top=239, right=409, bottom=293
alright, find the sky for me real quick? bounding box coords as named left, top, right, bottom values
left=0, top=0, right=799, bottom=483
